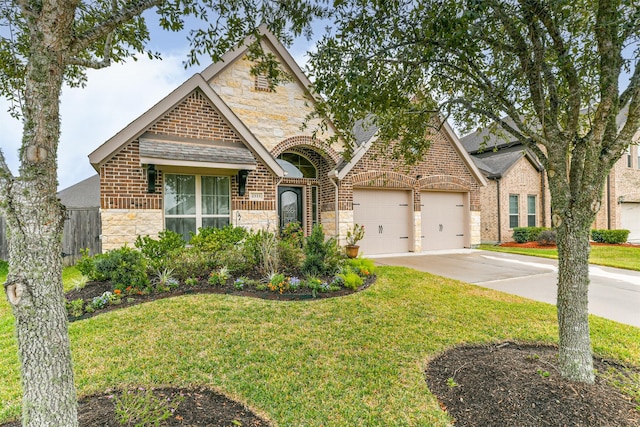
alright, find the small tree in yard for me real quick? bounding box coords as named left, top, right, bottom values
left=308, top=0, right=640, bottom=383
left=0, top=1, right=325, bottom=425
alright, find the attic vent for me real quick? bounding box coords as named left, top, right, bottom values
left=254, top=74, right=273, bottom=92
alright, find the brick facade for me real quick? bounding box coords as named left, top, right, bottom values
left=477, top=156, right=551, bottom=243
left=95, top=30, right=485, bottom=252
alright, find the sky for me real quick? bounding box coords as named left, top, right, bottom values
left=0, top=12, right=317, bottom=190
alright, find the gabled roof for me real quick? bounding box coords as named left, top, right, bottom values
left=88, top=73, right=285, bottom=176
left=201, top=24, right=318, bottom=106
left=331, top=117, right=487, bottom=186
left=57, top=174, right=100, bottom=208
left=470, top=150, right=542, bottom=179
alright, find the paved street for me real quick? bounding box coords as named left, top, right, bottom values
left=372, top=249, right=640, bottom=328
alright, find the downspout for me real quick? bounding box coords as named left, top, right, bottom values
left=606, top=174, right=611, bottom=229
left=495, top=177, right=502, bottom=243
left=541, top=171, right=547, bottom=228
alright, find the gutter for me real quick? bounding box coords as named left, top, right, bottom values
left=487, top=173, right=502, bottom=243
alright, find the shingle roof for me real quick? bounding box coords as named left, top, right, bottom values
left=139, top=139, right=256, bottom=166
left=57, top=174, right=100, bottom=208
left=469, top=151, right=525, bottom=178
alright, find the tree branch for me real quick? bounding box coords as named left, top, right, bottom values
left=0, top=148, right=14, bottom=181
left=68, top=0, right=163, bottom=57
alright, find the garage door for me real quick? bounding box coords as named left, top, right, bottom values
left=421, top=192, right=466, bottom=250
left=621, top=202, right=640, bottom=243
left=353, top=189, right=412, bottom=255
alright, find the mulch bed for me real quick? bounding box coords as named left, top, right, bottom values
left=66, top=275, right=375, bottom=322
left=2, top=387, right=271, bottom=426
left=425, top=342, right=640, bottom=426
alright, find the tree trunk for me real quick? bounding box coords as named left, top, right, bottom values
left=3, top=6, right=79, bottom=424
left=555, top=213, right=595, bottom=384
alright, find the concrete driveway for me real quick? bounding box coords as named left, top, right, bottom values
left=372, top=249, right=640, bottom=328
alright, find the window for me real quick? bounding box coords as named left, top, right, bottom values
left=509, top=194, right=519, bottom=228
left=527, top=195, right=537, bottom=227
left=311, top=186, right=319, bottom=227
left=164, top=174, right=230, bottom=242
left=277, top=152, right=317, bottom=178
left=627, top=147, right=632, bottom=168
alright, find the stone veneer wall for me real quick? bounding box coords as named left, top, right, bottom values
left=101, top=209, right=163, bottom=251
left=208, top=46, right=337, bottom=153
left=232, top=210, right=278, bottom=232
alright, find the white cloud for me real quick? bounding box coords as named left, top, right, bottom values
left=1, top=53, right=192, bottom=190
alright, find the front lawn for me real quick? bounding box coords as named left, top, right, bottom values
left=480, top=243, right=640, bottom=271
left=1, top=266, right=639, bottom=425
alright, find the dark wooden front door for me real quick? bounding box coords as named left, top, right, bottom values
left=278, top=186, right=303, bottom=230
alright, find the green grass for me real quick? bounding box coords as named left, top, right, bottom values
left=1, top=266, right=639, bottom=425
left=480, top=244, right=640, bottom=271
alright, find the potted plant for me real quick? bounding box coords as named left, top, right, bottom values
left=345, top=223, right=365, bottom=258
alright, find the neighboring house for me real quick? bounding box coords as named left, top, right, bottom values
left=602, top=143, right=640, bottom=242
left=88, top=25, right=486, bottom=256
left=462, top=122, right=640, bottom=243
left=461, top=130, right=551, bottom=243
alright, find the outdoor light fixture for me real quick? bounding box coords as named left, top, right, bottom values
left=147, top=164, right=157, bottom=193
left=238, top=170, right=250, bottom=196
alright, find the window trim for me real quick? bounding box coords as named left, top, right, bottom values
left=164, top=174, right=231, bottom=237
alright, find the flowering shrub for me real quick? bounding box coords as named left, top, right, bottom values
left=346, top=224, right=365, bottom=246
left=234, top=277, right=247, bottom=290
left=268, top=273, right=289, bottom=294
left=289, top=276, right=301, bottom=290
left=208, top=266, right=230, bottom=286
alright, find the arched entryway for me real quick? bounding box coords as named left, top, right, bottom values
left=272, top=137, right=338, bottom=235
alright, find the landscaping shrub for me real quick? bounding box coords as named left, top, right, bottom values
left=93, top=246, right=149, bottom=291
left=280, top=222, right=304, bottom=248
left=75, top=248, right=102, bottom=281
left=165, top=249, right=212, bottom=282
left=243, top=229, right=279, bottom=276
left=537, top=230, right=556, bottom=246
left=278, top=239, right=304, bottom=275
left=190, top=225, right=247, bottom=254
left=345, top=257, right=377, bottom=277
left=135, top=230, right=185, bottom=271
left=512, top=227, right=547, bottom=243
left=302, top=224, right=343, bottom=277
left=591, top=229, right=630, bottom=244
left=338, top=271, right=364, bottom=290
left=217, top=247, right=252, bottom=276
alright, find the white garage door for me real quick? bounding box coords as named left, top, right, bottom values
left=421, top=192, right=466, bottom=250
left=353, top=189, right=412, bottom=255
left=621, top=202, right=640, bottom=243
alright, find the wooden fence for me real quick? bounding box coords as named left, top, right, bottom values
left=0, top=208, right=101, bottom=266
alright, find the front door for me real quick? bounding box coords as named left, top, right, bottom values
left=278, top=186, right=303, bottom=230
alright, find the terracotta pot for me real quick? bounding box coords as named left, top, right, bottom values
left=345, top=245, right=360, bottom=258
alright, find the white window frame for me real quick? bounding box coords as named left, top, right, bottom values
left=527, top=195, right=537, bottom=227
left=509, top=194, right=519, bottom=228
left=164, top=174, right=230, bottom=237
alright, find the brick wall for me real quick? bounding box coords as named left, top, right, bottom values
left=480, top=156, right=550, bottom=243
left=341, top=129, right=482, bottom=212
